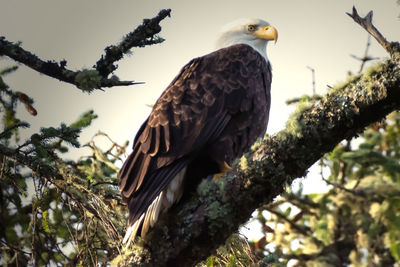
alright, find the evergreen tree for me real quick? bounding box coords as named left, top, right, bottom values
left=0, top=65, right=128, bottom=265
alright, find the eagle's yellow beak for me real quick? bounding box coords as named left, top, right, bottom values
left=251, top=25, right=278, bottom=43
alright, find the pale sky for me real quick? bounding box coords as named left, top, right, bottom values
left=1, top=0, right=399, bottom=241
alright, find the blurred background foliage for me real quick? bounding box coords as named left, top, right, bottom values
left=248, top=110, right=400, bottom=266
left=200, top=106, right=400, bottom=267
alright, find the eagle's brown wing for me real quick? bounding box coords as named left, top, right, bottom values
left=118, top=44, right=271, bottom=227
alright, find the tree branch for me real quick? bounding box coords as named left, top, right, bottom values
left=0, top=9, right=171, bottom=91
left=0, top=37, right=135, bottom=91
left=95, top=9, right=171, bottom=77
left=116, top=15, right=400, bottom=266
left=347, top=6, right=400, bottom=59
left=263, top=206, right=311, bottom=236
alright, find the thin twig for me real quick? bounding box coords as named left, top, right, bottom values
left=263, top=206, right=310, bottom=235
left=306, top=66, right=316, bottom=95
left=0, top=239, right=32, bottom=256
left=91, top=181, right=118, bottom=187
left=321, top=177, right=366, bottom=197
left=92, top=131, right=127, bottom=157
left=350, top=35, right=379, bottom=73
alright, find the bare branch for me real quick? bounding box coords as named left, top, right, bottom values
left=347, top=6, right=400, bottom=58
left=350, top=35, right=380, bottom=73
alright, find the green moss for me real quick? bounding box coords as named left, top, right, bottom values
left=388, top=41, right=400, bottom=60
left=195, top=177, right=234, bottom=236
left=341, top=61, right=389, bottom=108
left=75, top=69, right=102, bottom=92
left=205, top=200, right=231, bottom=235
left=110, top=243, right=151, bottom=266
left=279, top=99, right=313, bottom=141
left=364, top=61, right=384, bottom=77
left=196, top=176, right=226, bottom=198
left=329, top=61, right=389, bottom=110
left=330, top=74, right=360, bottom=95
left=206, top=201, right=228, bottom=221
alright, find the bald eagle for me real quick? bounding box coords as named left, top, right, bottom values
left=118, top=19, right=277, bottom=245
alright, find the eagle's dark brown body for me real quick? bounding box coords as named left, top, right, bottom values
left=118, top=43, right=272, bottom=241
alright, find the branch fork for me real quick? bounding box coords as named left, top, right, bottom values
left=0, top=9, right=171, bottom=91
left=347, top=6, right=400, bottom=60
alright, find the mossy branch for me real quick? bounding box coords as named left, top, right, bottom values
left=95, top=9, right=171, bottom=77
left=114, top=16, right=400, bottom=267
left=0, top=9, right=171, bottom=92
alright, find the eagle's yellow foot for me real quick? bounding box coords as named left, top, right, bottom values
left=213, top=161, right=233, bottom=179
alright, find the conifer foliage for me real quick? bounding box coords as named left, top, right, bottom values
left=0, top=65, right=128, bottom=265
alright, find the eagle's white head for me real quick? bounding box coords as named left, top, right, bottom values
left=216, top=18, right=278, bottom=61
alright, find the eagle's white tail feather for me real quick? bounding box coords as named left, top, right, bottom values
left=122, top=167, right=187, bottom=247
left=150, top=191, right=165, bottom=227
left=123, top=225, right=134, bottom=244
left=142, top=192, right=163, bottom=237
left=123, top=213, right=144, bottom=248
left=164, top=168, right=186, bottom=208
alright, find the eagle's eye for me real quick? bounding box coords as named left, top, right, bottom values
left=247, top=24, right=257, bottom=32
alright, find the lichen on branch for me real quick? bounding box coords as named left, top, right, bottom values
left=95, top=9, right=171, bottom=77
left=0, top=9, right=171, bottom=91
